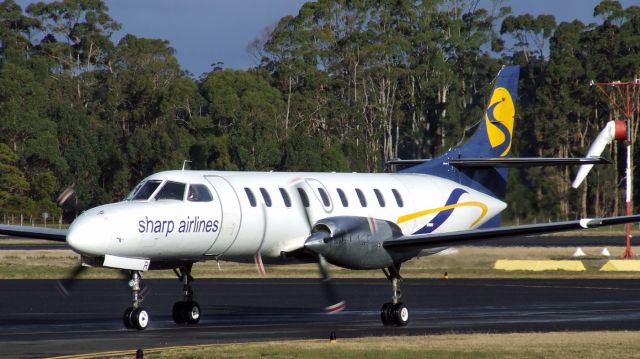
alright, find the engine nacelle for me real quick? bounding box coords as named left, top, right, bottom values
left=304, top=216, right=418, bottom=269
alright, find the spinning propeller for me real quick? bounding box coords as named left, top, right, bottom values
left=54, top=184, right=148, bottom=298
left=289, top=178, right=346, bottom=314
left=56, top=262, right=147, bottom=298
left=55, top=264, right=88, bottom=296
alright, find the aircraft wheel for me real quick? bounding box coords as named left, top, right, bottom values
left=380, top=302, right=394, bottom=326
left=392, top=302, right=409, bottom=326
left=172, top=301, right=187, bottom=324
left=173, top=301, right=201, bottom=324
left=130, top=307, right=149, bottom=330
left=123, top=307, right=134, bottom=328
left=184, top=301, right=201, bottom=324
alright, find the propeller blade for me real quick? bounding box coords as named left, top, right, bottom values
left=288, top=177, right=314, bottom=230
left=254, top=252, right=266, bottom=277
left=290, top=177, right=345, bottom=313
left=254, top=203, right=268, bottom=277
left=318, top=254, right=346, bottom=314
left=56, top=183, right=76, bottom=207
left=56, top=264, right=87, bottom=297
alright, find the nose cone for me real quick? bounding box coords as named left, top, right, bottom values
left=304, top=231, right=330, bottom=255
left=67, top=208, right=110, bottom=256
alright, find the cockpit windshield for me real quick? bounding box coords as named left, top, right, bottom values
left=187, top=184, right=213, bottom=202
left=127, top=180, right=162, bottom=201
left=154, top=181, right=186, bottom=200
left=126, top=180, right=212, bottom=202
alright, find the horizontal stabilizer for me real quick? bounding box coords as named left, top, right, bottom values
left=448, top=157, right=610, bottom=168
left=384, top=214, right=640, bottom=250
left=386, top=158, right=430, bottom=166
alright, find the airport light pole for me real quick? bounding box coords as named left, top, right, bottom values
left=592, top=79, right=640, bottom=259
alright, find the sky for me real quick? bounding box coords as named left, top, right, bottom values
left=15, top=0, right=639, bottom=77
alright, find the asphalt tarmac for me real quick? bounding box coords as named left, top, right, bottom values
left=2, top=278, right=640, bottom=358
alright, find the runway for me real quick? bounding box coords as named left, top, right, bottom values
left=2, top=278, right=640, bottom=358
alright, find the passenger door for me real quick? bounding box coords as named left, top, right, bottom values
left=204, top=176, right=242, bottom=256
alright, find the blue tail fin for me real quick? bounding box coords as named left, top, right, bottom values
left=401, top=65, right=520, bottom=225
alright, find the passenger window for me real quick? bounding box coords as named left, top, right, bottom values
left=318, top=188, right=330, bottom=207
left=297, top=188, right=310, bottom=207
left=374, top=189, right=385, bottom=207
left=392, top=189, right=404, bottom=207
left=336, top=188, right=348, bottom=207
left=155, top=181, right=186, bottom=200
left=355, top=188, right=367, bottom=207
left=245, top=188, right=257, bottom=207
left=260, top=188, right=272, bottom=207
left=129, top=180, right=162, bottom=200
left=279, top=188, right=291, bottom=207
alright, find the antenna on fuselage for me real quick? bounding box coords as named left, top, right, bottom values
left=182, top=160, right=192, bottom=171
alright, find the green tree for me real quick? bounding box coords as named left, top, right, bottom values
left=200, top=70, right=285, bottom=170
left=0, top=143, right=33, bottom=218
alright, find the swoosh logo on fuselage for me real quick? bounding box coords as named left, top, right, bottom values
left=397, top=188, right=488, bottom=235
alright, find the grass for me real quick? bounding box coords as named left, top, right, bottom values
left=1, top=245, right=639, bottom=279
left=88, top=331, right=640, bottom=359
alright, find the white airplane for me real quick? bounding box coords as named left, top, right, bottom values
left=1, top=65, right=637, bottom=330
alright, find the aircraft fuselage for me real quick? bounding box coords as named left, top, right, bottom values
left=66, top=170, right=506, bottom=266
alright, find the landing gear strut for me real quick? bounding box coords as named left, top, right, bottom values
left=172, top=265, right=200, bottom=324
left=123, top=271, right=149, bottom=330
left=380, top=265, right=409, bottom=326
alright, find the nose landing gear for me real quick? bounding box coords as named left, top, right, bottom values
left=123, top=271, right=149, bottom=330
left=172, top=265, right=200, bottom=324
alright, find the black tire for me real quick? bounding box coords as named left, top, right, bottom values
left=392, top=302, right=409, bottom=326
left=123, top=307, right=134, bottom=329
left=185, top=301, right=201, bottom=324
left=172, top=301, right=186, bottom=324
left=380, top=302, right=394, bottom=326
left=130, top=307, right=149, bottom=330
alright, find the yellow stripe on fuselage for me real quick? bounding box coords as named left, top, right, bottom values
left=397, top=201, right=489, bottom=227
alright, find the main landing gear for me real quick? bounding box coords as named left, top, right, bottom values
left=172, top=265, right=200, bottom=325
left=380, top=265, right=409, bottom=326
left=123, top=271, right=149, bottom=330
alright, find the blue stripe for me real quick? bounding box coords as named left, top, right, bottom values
left=413, top=188, right=468, bottom=234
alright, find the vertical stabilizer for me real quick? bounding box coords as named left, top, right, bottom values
left=401, top=65, right=520, bottom=226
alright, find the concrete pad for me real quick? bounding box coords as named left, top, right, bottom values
left=494, top=260, right=586, bottom=271
left=600, top=260, right=640, bottom=271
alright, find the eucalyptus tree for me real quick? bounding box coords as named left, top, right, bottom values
left=26, top=0, right=120, bottom=104
left=106, top=35, right=196, bottom=181
left=260, top=0, right=506, bottom=172
left=200, top=69, right=285, bottom=171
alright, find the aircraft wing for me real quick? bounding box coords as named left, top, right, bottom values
left=0, top=224, right=67, bottom=242
left=383, top=214, right=640, bottom=250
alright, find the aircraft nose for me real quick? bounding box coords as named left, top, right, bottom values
left=67, top=209, right=110, bottom=256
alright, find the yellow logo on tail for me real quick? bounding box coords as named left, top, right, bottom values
left=485, top=87, right=515, bottom=157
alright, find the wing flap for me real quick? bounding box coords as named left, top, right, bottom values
left=383, top=214, right=640, bottom=250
